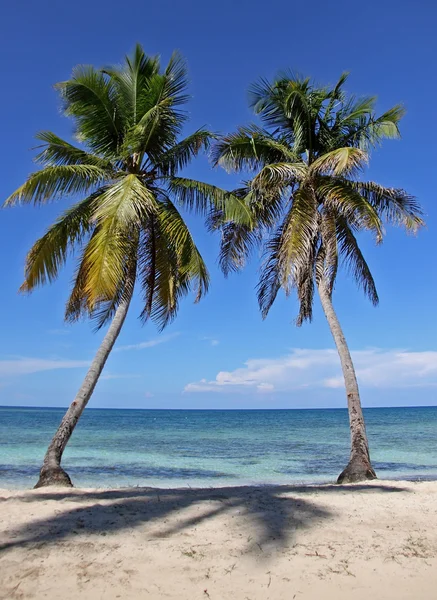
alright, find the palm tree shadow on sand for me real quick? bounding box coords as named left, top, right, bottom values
left=0, top=483, right=408, bottom=557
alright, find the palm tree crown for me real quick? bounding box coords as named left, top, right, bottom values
left=5, top=44, right=246, bottom=330
left=212, top=72, right=423, bottom=321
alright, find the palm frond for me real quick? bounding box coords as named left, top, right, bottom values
left=322, top=72, right=349, bottom=123
left=92, top=174, right=158, bottom=226
left=294, top=258, right=316, bottom=326
left=163, top=51, right=190, bottom=106
left=90, top=257, right=137, bottom=330
left=121, top=99, right=174, bottom=159
left=34, top=131, right=113, bottom=169
left=310, top=147, right=368, bottom=177
left=169, top=177, right=254, bottom=226
left=123, top=51, right=189, bottom=158
left=212, top=126, right=299, bottom=172
left=155, top=129, right=212, bottom=176
left=318, top=177, right=384, bottom=241
left=79, top=225, right=134, bottom=310
left=319, top=208, right=338, bottom=292
left=334, top=95, right=376, bottom=128
left=102, top=44, right=160, bottom=127
left=342, top=105, right=405, bottom=150
left=19, top=191, right=101, bottom=292
left=352, top=181, right=424, bottom=232
left=57, top=66, right=121, bottom=157
left=79, top=176, right=157, bottom=306
left=138, top=220, right=181, bottom=331
left=65, top=245, right=93, bottom=322
left=218, top=221, right=262, bottom=276
left=365, top=105, right=405, bottom=143
left=277, top=185, right=319, bottom=276
left=336, top=217, right=379, bottom=305
left=258, top=186, right=319, bottom=319
left=257, top=224, right=287, bottom=318
left=208, top=184, right=280, bottom=276
left=157, top=197, right=209, bottom=302
left=249, top=73, right=311, bottom=132
left=251, top=161, right=307, bottom=191
left=4, top=164, right=108, bottom=206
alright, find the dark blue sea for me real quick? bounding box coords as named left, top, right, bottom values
left=1, top=406, right=436, bottom=488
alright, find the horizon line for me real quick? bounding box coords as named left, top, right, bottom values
left=1, top=404, right=436, bottom=411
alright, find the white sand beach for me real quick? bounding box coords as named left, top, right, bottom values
left=1, top=480, right=436, bottom=599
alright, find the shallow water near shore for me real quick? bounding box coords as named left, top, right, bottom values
left=1, top=406, right=436, bottom=489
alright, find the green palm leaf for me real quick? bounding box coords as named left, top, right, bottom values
left=169, top=177, right=254, bottom=226
left=57, top=66, right=121, bottom=157
left=277, top=185, right=319, bottom=277
left=102, top=44, right=160, bottom=127
left=156, top=129, right=212, bottom=176
left=336, top=217, right=379, bottom=305
left=34, top=131, right=113, bottom=169
left=252, top=162, right=307, bottom=191
left=92, top=174, right=158, bottom=226
left=20, top=191, right=101, bottom=292
left=310, top=147, right=368, bottom=177
left=157, top=197, right=209, bottom=302
left=4, top=165, right=108, bottom=206
left=80, top=175, right=158, bottom=305
left=212, top=126, right=299, bottom=172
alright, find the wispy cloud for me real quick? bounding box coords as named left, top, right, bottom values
left=0, top=357, right=89, bottom=378
left=184, top=348, right=437, bottom=394
left=115, top=332, right=180, bottom=352
left=200, top=336, right=219, bottom=347
left=144, top=391, right=154, bottom=398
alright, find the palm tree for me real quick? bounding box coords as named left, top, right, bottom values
left=4, top=45, right=247, bottom=488
left=212, top=72, right=424, bottom=483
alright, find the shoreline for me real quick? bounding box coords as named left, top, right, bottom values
left=3, top=472, right=437, bottom=492
left=1, top=479, right=436, bottom=599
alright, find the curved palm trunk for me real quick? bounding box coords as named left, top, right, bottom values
left=317, top=282, right=376, bottom=484
left=34, top=293, right=133, bottom=488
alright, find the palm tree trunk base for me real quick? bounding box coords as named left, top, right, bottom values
left=34, top=466, right=73, bottom=489
left=337, top=460, right=377, bottom=484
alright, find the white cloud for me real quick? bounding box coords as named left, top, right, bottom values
left=144, top=391, right=154, bottom=398
left=115, top=332, right=180, bottom=352
left=0, top=357, right=89, bottom=378
left=184, top=348, right=437, bottom=394
left=184, top=379, right=225, bottom=393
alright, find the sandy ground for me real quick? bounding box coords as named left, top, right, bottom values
left=0, top=480, right=436, bottom=599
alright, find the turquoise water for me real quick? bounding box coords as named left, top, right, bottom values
left=1, top=406, right=436, bottom=489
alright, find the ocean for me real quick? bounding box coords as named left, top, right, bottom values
left=1, top=406, right=436, bottom=489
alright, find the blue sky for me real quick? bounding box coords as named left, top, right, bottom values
left=0, top=0, right=436, bottom=409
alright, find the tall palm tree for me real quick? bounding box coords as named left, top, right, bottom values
left=212, top=72, right=424, bottom=483
left=4, top=45, right=247, bottom=488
